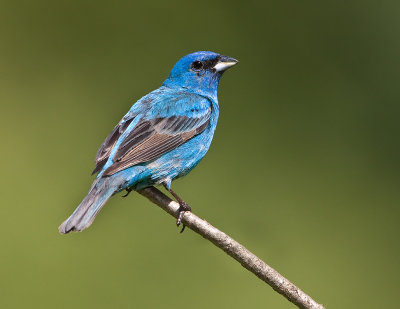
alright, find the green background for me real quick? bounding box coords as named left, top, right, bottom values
left=1, top=1, right=399, bottom=308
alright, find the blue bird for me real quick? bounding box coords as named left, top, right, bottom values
left=59, top=51, right=238, bottom=234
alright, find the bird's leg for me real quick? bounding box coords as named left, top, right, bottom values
left=163, top=184, right=191, bottom=233
left=121, top=187, right=133, bottom=198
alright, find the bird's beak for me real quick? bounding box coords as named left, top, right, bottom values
left=213, top=55, right=238, bottom=72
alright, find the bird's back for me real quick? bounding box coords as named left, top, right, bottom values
left=97, top=86, right=219, bottom=190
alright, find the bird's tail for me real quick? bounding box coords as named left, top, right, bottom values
left=58, top=177, right=124, bottom=234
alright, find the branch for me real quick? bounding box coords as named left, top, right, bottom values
left=138, top=187, right=325, bottom=309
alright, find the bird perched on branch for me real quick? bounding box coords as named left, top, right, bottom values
left=59, top=51, right=238, bottom=234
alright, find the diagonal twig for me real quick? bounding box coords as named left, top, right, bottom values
left=138, top=186, right=325, bottom=309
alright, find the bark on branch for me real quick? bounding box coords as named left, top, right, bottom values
left=138, top=186, right=325, bottom=309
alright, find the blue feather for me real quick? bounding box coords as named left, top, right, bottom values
left=59, top=51, right=237, bottom=233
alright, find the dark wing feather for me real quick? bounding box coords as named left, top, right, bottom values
left=103, top=112, right=210, bottom=176
left=91, top=116, right=135, bottom=175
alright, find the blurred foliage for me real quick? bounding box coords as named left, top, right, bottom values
left=0, top=0, right=399, bottom=308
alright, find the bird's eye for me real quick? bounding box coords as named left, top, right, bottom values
left=191, top=61, right=203, bottom=71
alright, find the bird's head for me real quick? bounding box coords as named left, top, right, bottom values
left=163, top=51, right=238, bottom=98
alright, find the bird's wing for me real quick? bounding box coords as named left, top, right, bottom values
left=92, top=113, right=137, bottom=175
left=98, top=93, right=212, bottom=176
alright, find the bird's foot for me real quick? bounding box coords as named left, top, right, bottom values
left=162, top=183, right=191, bottom=233
left=176, top=201, right=191, bottom=233
left=122, top=187, right=133, bottom=198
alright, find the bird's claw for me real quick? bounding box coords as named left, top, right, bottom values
left=122, top=188, right=132, bottom=198
left=176, top=202, right=191, bottom=233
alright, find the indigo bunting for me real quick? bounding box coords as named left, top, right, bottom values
left=59, top=51, right=238, bottom=234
